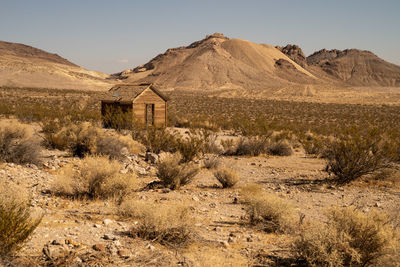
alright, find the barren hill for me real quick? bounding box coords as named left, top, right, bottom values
left=112, top=33, right=317, bottom=91
left=307, top=49, right=400, bottom=86
left=0, top=41, right=112, bottom=90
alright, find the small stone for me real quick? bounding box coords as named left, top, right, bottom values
left=146, top=244, right=155, bottom=251
left=51, top=239, right=63, bottom=246
left=92, top=243, right=105, bottom=251
left=374, top=202, right=381, bottom=208
left=103, top=233, right=117, bottom=240
left=209, top=202, right=217, bottom=208
left=246, top=236, right=253, bottom=242
left=103, top=219, right=113, bottom=226
left=93, top=224, right=102, bottom=228
left=162, top=188, right=171, bottom=193
left=220, top=241, right=230, bottom=248
left=118, top=249, right=130, bottom=259
left=227, top=236, right=234, bottom=243
left=192, top=196, right=199, bottom=201
left=195, top=223, right=202, bottom=227
left=213, top=227, right=222, bottom=232
left=73, top=257, right=83, bottom=264
left=250, top=163, right=256, bottom=166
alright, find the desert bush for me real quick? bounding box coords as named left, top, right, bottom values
left=132, top=126, right=178, bottom=154
left=266, top=139, right=293, bottom=156
left=203, top=156, right=221, bottom=169
left=96, top=133, right=144, bottom=160
left=53, top=156, right=135, bottom=199
left=243, top=189, right=296, bottom=233
left=204, top=133, right=224, bottom=154
left=44, top=122, right=142, bottom=159
left=156, top=153, right=199, bottom=189
left=325, top=129, right=389, bottom=184
left=299, top=132, right=326, bottom=156
left=213, top=167, right=239, bottom=188
left=175, top=130, right=207, bottom=162
left=119, top=199, right=193, bottom=246
left=223, top=136, right=269, bottom=156
left=0, top=181, right=42, bottom=256
left=102, top=106, right=133, bottom=131
left=0, top=120, right=41, bottom=165
left=294, top=207, right=399, bottom=267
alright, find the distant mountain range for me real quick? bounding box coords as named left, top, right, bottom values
left=0, top=41, right=112, bottom=90
left=1, top=34, right=400, bottom=91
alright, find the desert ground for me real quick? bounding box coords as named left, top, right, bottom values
left=1, top=86, right=400, bottom=266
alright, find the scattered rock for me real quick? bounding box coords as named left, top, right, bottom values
left=145, top=152, right=159, bottom=164
left=92, top=243, right=105, bottom=251
left=103, top=233, right=117, bottom=241
left=118, top=249, right=130, bottom=259
left=103, top=219, right=113, bottom=226
left=220, top=241, right=230, bottom=248
left=146, top=244, right=155, bottom=251
left=192, top=196, right=199, bottom=201
left=247, top=236, right=253, bottom=242
left=227, top=236, right=234, bottom=243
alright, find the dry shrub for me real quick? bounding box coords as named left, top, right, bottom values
left=0, top=180, right=42, bottom=256
left=132, top=126, right=178, bottom=154
left=96, top=133, right=144, bottom=160
left=156, top=153, right=199, bottom=189
left=213, top=166, right=239, bottom=188
left=234, top=136, right=268, bottom=156
left=300, top=133, right=326, bottom=156
left=175, top=130, right=207, bottom=162
left=45, top=122, right=142, bottom=159
left=0, top=119, right=41, bottom=164
left=242, top=186, right=296, bottom=233
left=119, top=199, right=193, bottom=246
left=266, top=139, right=293, bottom=156
left=204, top=133, right=224, bottom=154
left=53, top=156, right=136, bottom=199
left=203, top=156, right=221, bottom=169
left=325, top=129, right=389, bottom=184
left=240, top=184, right=265, bottom=203
left=294, top=207, right=399, bottom=267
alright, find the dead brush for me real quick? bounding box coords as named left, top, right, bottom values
left=0, top=180, right=42, bottom=256
left=156, top=153, right=199, bottom=190
left=266, top=139, right=293, bottom=156
left=203, top=156, right=221, bottom=169
left=293, top=207, right=399, bottom=267
left=119, top=199, right=193, bottom=247
left=325, top=129, right=389, bottom=184
left=52, top=155, right=136, bottom=199
left=213, top=166, right=239, bottom=188
left=0, top=119, right=42, bottom=165
left=241, top=185, right=296, bottom=233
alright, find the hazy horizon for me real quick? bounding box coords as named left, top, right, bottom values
left=1, top=0, right=399, bottom=74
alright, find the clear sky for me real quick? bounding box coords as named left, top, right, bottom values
left=1, top=0, right=399, bottom=74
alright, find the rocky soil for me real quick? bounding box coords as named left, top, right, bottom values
left=1, top=143, right=399, bottom=266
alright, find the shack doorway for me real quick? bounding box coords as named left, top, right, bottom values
left=145, top=104, right=154, bottom=126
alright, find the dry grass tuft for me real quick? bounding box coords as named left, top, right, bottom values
left=241, top=185, right=296, bottom=233
left=45, top=122, right=143, bottom=159
left=0, top=180, right=42, bottom=256
left=53, top=155, right=136, bottom=199
left=0, top=119, right=41, bottom=165
left=156, top=153, right=199, bottom=190
left=119, top=199, right=193, bottom=247
left=294, top=207, right=399, bottom=267
left=203, top=156, right=221, bottom=169
left=213, top=166, right=239, bottom=188
left=266, top=140, right=293, bottom=156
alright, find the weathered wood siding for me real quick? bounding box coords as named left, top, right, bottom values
left=133, top=87, right=166, bottom=126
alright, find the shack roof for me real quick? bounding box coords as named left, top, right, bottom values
left=101, top=83, right=168, bottom=102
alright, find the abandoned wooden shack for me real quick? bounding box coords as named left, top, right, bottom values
left=101, top=83, right=168, bottom=128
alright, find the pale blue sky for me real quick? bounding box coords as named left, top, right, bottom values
left=1, top=0, right=399, bottom=73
